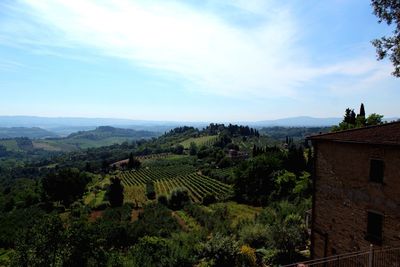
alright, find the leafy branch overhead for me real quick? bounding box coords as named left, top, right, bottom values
left=371, top=0, right=400, bottom=77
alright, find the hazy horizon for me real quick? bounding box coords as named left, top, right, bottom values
left=1, top=0, right=399, bottom=121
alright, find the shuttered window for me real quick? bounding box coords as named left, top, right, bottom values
left=369, top=159, right=384, bottom=183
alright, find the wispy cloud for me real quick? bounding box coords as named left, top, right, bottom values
left=0, top=0, right=392, bottom=98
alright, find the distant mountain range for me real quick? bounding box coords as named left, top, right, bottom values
left=64, top=126, right=158, bottom=140
left=251, top=116, right=342, bottom=127
left=0, top=115, right=397, bottom=137
left=0, top=126, right=161, bottom=152
left=0, top=127, right=58, bottom=139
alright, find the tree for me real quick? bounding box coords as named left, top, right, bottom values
left=357, top=103, right=367, bottom=126
left=234, top=155, right=282, bottom=205
left=127, top=153, right=141, bottom=169
left=333, top=105, right=384, bottom=131
left=173, top=144, right=184, bottom=155
left=146, top=181, right=156, bottom=200
left=129, top=236, right=174, bottom=267
left=200, top=233, right=240, bottom=267
left=359, top=103, right=366, bottom=117
left=12, top=215, right=64, bottom=267
left=108, top=177, right=124, bottom=207
left=168, top=187, right=191, bottom=210
left=366, top=113, right=384, bottom=125
left=42, top=168, right=90, bottom=207
left=371, top=0, right=400, bottom=77
left=189, top=142, right=198, bottom=156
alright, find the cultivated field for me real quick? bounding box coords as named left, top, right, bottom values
left=117, top=165, right=233, bottom=207
left=180, top=135, right=218, bottom=149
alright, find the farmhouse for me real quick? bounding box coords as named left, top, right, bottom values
left=309, top=122, right=400, bottom=259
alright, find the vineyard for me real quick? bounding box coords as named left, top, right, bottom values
left=117, top=165, right=232, bottom=207
left=180, top=135, right=218, bottom=149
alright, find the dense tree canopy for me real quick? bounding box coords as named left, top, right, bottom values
left=108, top=177, right=124, bottom=207
left=42, top=168, right=91, bottom=206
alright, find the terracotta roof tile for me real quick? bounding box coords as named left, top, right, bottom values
left=308, top=121, right=400, bottom=146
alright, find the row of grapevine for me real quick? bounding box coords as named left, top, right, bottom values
left=119, top=165, right=196, bottom=186
left=154, top=173, right=232, bottom=203
left=117, top=164, right=233, bottom=207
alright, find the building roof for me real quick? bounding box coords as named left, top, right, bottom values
left=308, top=121, right=400, bottom=146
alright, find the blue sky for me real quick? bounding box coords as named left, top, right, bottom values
left=0, top=0, right=398, bottom=122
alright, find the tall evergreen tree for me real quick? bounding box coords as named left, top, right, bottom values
left=350, top=110, right=356, bottom=125
left=108, top=177, right=124, bottom=207
left=127, top=153, right=141, bottom=169
left=359, top=103, right=366, bottom=117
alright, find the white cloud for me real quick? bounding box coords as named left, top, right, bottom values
left=1, top=0, right=392, bottom=98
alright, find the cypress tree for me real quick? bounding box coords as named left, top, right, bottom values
left=109, top=177, right=124, bottom=207
left=359, top=103, right=366, bottom=117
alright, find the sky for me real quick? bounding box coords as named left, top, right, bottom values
left=0, top=0, right=399, bottom=122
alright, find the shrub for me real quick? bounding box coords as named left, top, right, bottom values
left=168, top=188, right=191, bottom=210
left=237, top=245, right=257, bottom=267
left=157, top=195, right=169, bottom=206
left=238, top=223, right=269, bottom=249
left=200, top=233, right=239, bottom=267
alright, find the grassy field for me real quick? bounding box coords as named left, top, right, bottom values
left=0, top=139, right=20, bottom=151
left=83, top=175, right=110, bottom=208
left=180, top=135, right=218, bottom=149
left=209, top=202, right=262, bottom=228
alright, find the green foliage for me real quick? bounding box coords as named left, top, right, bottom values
left=169, top=187, right=191, bottom=210
left=0, top=207, right=45, bottom=247
left=146, top=180, right=156, bottom=200
left=366, top=113, right=384, bottom=125
left=333, top=105, right=384, bottom=131
left=238, top=223, right=269, bottom=248
left=129, top=236, right=174, bottom=267
left=62, top=219, right=107, bottom=266
left=172, top=144, right=184, bottom=155
left=132, top=203, right=180, bottom=238
left=108, top=177, right=124, bottom=207
left=202, top=193, right=217, bottom=206
left=234, top=154, right=282, bottom=205
left=293, top=172, right=312, bottom=200
left=127, top=153, right=141, bottom=169
left=200, top=233, right=240, bottom=267
left=42, top=168, right=91, bottom=206
left=273, top=171, right=297, bottom=200
left=371, top=0, right=400, bottom=77
left=256, top=201, right=308, bottom=264
left=237, top=245, right=258, bottom=267
left=158, top=194, right=169, bottom=206
left=189, top=142, right=198, bottom=155
left=12, top=214, right=64, bottom=267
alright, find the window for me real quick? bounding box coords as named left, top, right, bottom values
left=365, top=211, right=383, bottom=244
left=369, top=159, right=384, bottom=183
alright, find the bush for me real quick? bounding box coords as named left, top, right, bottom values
left=146, top=181, right=156, bottom=200
left=157, top=195, right=169, bottom=206
left=238, top=223, right=269, bottom=249
left=129, top=236, right=173, bottom=267
left=168, top=188, right=191, bottom=210
left=200, top=233, right=239, bottom=267
left=237, top=245, right=258, bottom=267
left=202, top=194, right=217, bottom=206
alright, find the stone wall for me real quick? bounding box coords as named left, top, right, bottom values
left=312, top=141, right=400, bottom=259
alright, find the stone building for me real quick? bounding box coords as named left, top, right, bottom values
left=309, top=122, right=400, bottom=259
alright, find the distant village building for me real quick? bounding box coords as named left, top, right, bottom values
left=309, top=122, right=400, bottom=259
